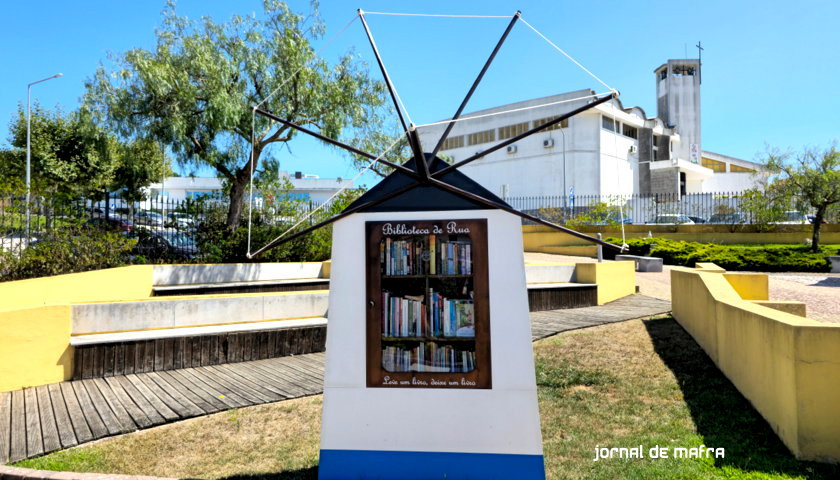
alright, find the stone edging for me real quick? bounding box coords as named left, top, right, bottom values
left=0, top=466, right=180, bottom=480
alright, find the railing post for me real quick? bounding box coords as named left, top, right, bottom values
left=597, top=233, right=603, bottom=263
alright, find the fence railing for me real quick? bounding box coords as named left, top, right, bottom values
left=0, top=194, right=327, bottom=257
left=503, top=192, right=817, bottom=226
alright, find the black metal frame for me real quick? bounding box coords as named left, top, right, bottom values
left=250, top=11, right=624, bottom=257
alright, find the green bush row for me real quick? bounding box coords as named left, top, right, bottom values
left=1, top=226, right=136, bottom=281
left=605, top=237, right=837, bottom=272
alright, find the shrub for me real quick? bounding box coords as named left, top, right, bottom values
left=1, top=226, right=135, bottom=281
left=605, top=237, right=837, bottom=272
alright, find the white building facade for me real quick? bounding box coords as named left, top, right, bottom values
left=418, top=59, right=764, bottom=200
left=145, top=171, right=349, bottom=205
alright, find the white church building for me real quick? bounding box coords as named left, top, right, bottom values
left=418, top=59, right=764, bottom=200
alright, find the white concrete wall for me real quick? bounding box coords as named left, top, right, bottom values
left=321, top=209, right=543, bottom=457
left=152, top=262, right=326, bottom=286
left=700, top=172, right=765, bottom=193
left=71, top=291, right=329, bottom=334
left=524, top=264, right=576, bottom=283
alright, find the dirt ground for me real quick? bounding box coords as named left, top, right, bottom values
left=523, top=252, right=840, bottom=324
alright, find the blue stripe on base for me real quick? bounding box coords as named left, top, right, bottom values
left=318, top=449, right=545, bottom=480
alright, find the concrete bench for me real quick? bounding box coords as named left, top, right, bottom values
left=829, top=256, right=840, bottom=273
left=616, top=254, right=663, bottom=272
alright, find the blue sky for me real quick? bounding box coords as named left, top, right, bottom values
left=2, top=0, right=838, bottom=188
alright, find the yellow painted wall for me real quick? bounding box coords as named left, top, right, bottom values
left=522, top=224, right=840, bottom=248
left=671, top=264, right=840, bottom=462
left=0, top=265, right=154, bottom=311
left=751, top=301, right=807, bottom=317
left=724, top=273, right=768, bottom=300
left=321, top=260, right=331, bottom=279
left=0, top=306, right=73, bottom=392
left=575, top=261, right=636, bottom=305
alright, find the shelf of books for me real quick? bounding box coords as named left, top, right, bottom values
left=366, top=219, right=491, bottom=389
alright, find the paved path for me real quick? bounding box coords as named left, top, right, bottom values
left=0, top=294, right=670, bottom=464
left=524, top=252, right=840, bottom=323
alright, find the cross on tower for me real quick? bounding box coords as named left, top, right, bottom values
left=696, top=41, right=704, bottom=84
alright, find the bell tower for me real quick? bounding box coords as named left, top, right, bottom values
left=654, top=59, right=701, bottom=164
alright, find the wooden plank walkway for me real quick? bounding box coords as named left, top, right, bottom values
left=0, top=294, right=670, bottom=464
left=0, top=353, right=326, bottom=464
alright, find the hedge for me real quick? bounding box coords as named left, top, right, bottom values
left=605, top=237, right=837, bottom=272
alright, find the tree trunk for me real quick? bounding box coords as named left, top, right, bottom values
left=224, top=146, right=262, bottom=231
left=225, top=175, right=248, bottom=231
left=811, top=206, right=825, bottom=253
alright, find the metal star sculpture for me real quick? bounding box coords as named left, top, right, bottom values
left=250, top=10, right=622, bottom=257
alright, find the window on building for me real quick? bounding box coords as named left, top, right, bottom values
left=601, top=115, right=616, bottom=132
left=622, top=124, right=638, bottom=139
left=468, top=129, right=496, bottom=146
left=701, top=157, right=726, bottom=172
left=498, top=122, right=529, bottom=140
left=660, top=69, right=667, bottom=80
left=440, top=135, right=464, bottom=150
left=533, top=116, right=568, bottom=131
left=729, top=164, right=755, bottom=173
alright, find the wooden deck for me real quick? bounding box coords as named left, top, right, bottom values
left=0, top=354, right=326, bottom=464
left=0, top=294, right=670, bottom=464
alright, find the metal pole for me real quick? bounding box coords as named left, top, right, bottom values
left=358, top=10, right=410, bottom=137
left=560, top=126, right=566, bottom=215
left=25, top=73, right=62, bottom=241
left=435, top=93, right=615, bottom=178
left=426, top=177, right=623, bottom=251
left=428, top=11, right=521, bottom=162
left=253, top=107, right=417, bottom=178
left=597, top=233, right=603, bottom=262
left=26, top=85, right=31, bottom=240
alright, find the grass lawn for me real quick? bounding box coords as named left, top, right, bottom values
left=14, top=317, right=839, bottom=479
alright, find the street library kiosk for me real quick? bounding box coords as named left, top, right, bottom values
left=318, top=159, right=545, bottom=480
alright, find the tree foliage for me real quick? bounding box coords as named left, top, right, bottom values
left=2, top=104, right=169, bottom=203
left=763, top=143, right=839, bottom=251
left=85, top=0, right=396, bottom=230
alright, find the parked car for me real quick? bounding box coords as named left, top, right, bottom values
left=707, top=212, right=748, bottom=225
left=807, top=215, right=828, bottom=225
left=135, top=210, right=164, bottom=226
left=687, top=216, right=706, bottom=224
left=131, top=230, right=199, bottom=259
left=647, top=215, right=695, bottom=225
left=165, top=212, right=195, bottom=229
left=773, top=211, right=808, bottom=225
left=590, top=212, right=633, bottom=225
left=87, top=214, right=134, bottom=232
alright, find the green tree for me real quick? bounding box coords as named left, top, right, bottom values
left=85, top=0, right=393, bottom=230
left=764, top=143, right=839, bottom=252
left=113, top=138, right=171, bottom=213
left=5, top=104, right=118, bottom=198
left=3, top=104, right=171, bottom=212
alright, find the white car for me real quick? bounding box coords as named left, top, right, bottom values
left=773, top=211, right=808, bottom=225
left=647, top=215, right=695, bottom=225
left=136, top=211, right=164, bottom=226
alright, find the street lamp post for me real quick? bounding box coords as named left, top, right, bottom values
left=26, top=73, right=63, bottom=240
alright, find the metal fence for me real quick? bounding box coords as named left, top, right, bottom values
left=504, top=192, right=814, bottom=226
left=0, top=194, right=326, bottom=257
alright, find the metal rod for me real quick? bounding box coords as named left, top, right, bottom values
left=427, top=177, right=623, bottom=251
left=358, top=10, right=410, bottom=137
left=429, top=11, right=520, bottom=162
left=249, top=180, right=421, bottom=258
left=408, top=126, right=429, bottom=181
left=253, top=107, right=417, bottom=178
left=433, top=93, right=616, bottom=178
